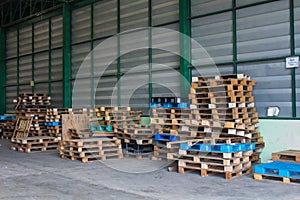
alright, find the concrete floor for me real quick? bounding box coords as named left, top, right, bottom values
left=1, top=139, right=300, bottom=200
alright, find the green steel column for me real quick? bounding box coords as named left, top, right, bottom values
left=17, top=28, right=19, bottom=96
left=117, top=0, right=121, bottom=106
left=0, top=28, right=6, bottom=114
left=232, top=0, right=238, bottom=74
left=290, top=0, right=296, bottom=117
left=63, top=2, right=72, bottom=108
left=31, top=23, right=34, bottom=93
left=148, top=0, right=152, bottom=104
left=48, top=18, right=52, bottom=98
left=179, top=0, right=191, bottom=101
left=90, top=3, right=95, bottom=108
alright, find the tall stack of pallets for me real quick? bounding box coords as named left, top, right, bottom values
left=150, top=97, right=190, bottom=160
left=14, top=93, right=51, bottom=137
left=166, top=74, right=262, bottom=179
left=11, top=93, right=58, bottom=153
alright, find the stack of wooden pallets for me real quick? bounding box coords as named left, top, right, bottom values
left=122, top=124, right=154, bottom=159
left=254, top=150, right=300, bottom=184
left=150, top=97, right=190, bottom=160
left=58, top=137, right=123, bottom=163
left=164, top=74, right=262, bottom=179
left=14, top=93, right=51, bottom=137
left=59, top=113, right=123, bottom=162
left=188, top=74, right=263, bottom=163
left=45, top=108, right=87, bottom=140
left=0, top=116, right=16, bottom=139
left=11, top=136, right=58, bottom=153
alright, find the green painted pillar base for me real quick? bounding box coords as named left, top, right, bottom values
left=179, top=0, right=191, bottom=102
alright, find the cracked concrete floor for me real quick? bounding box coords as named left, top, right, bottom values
left=1, top=139, right=300, bottom=200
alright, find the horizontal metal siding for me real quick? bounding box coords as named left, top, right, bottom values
left=6, top=30, right=17, bottom=59
left=19, top=26, right=32, bottom=56
left=51, top=16, right=63, bottom=48
left=238, top=61, right=292, bottom=117
left=6, top=86, right=16, bottom=113
left=93, top=0, right=117, bottom=38
left=19, top=55, right=32, bottom=85
left=152, top=0, right=179, bottom=26
left=51, top=81, right=63, bottom=107
left=34, top=20, right=49, bottom=52
left=120, top=0, right=148, bottom=32
left=191, top=0, right=232, bottom=17
left=34, top=52, right=49, bottom=82
left=51, top=49, right=63, bottom=81
left=6, top=59, right=17, bottom=86
left=191, top=12, right=233, bottom=66
left=95, top=77, right=118, bottom=106
left=236, top=0, right=290, bottom=60
left=236, top=0, right=265, bottom=7
left=72, top=5, right=91, bottom=44
left=72, top=42, right=91, bottom=79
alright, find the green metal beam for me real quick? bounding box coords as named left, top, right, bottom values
left=0, top=28, right=6, bottom=114
left=17, top=28, right=19, bottom=96
left=117, top=0, right=121, bottom=106
left=290, top=0, right=296, bottom=117
left=31, top=23, right=34, bottom=93
left=90, top=2, right=95, bottom=108
left=179, top=0, right=191, bottom=101
left=63, top=2, right=72, bottom=108
left=48, top=18, right=52, bottom=98
left=232, top=0, right=237, bottom=74
left=148, top=0, right=152, bottom=106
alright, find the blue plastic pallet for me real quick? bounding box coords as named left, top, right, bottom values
left=150, top=102, right=189, bottom=109
left=154, top=134, right=178, bottom=142
left=0, top=116, right=16, bottom=121
left=254, top=161, right=300, bottom=179
left=90, top=125, right=113, bottom=132
left=44, top=122, right=61, bottom=126
left=180, top=142, right=255, bottom=153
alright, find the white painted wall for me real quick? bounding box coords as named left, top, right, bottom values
left=259, top=119, right=300, bottom=162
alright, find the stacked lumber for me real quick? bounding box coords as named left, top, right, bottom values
left=45, top=108, right=87, bottom=140
left=59, top=138, right=123, bottom=163
left=254, top=150, right=300, bottom=184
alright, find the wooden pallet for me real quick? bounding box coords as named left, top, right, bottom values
left=254, top=173, right=300, bottom=185
left=272, top=150, right=300, bottom=163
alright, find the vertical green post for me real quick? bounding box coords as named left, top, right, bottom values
left=179, top=0, right=191, bottom=101
left=117, top=0, right=121, bottom=106
left=148, top=0, right=152, bottom=105
left=17, top=28, right=19, bottom=96
left=0, top=28, right=6, bottom=114
left=290, top=0, right=296, bottom=117
left=48, top=18, right=52, bottom=98
left=63, top=2, right=72, bottom=108
left=232, top=0, right=238, bottom=74
left=31, top=23, right=34, bottom=93
left=90, top=3, right=95, bottom=108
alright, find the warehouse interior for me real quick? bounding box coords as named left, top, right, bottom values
left=1, top=0, right=300, bottom=199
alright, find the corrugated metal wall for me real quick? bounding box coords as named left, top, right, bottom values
left=191, top=0, right=297, bottom=117
left=4, top=0, right=300, bottom=118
